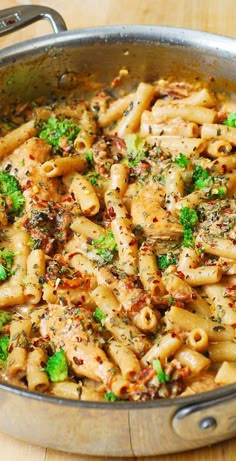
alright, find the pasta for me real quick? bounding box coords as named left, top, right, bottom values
left=0, top=74, right=236, bottom=403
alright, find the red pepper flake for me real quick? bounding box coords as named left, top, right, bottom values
left=108, top=206, right=116, bottom=219
left=177, top=271, right=185, bottom=279
left=96, top=356, right=103, bottom=364
left=62, top=196, right=73, bottom=203
left=129, top=238, right=137, bottom=246
left=76, top=336, right=82, bottom=343
left=153, top=217, right=158, bottom=222
left=111, top=76, right=121, bottom=87
left=29, top=154, right=35, bottom=160
left=73, top=356, right=84, bottom=365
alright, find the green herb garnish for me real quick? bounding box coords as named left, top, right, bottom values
left=153, top=358, right=169, bottom=384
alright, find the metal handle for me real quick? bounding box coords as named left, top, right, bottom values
left=172, top=390, right=236, bottom=442
left=0, top=5, right=67, bottom=37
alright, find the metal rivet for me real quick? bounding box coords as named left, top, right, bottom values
left=199, top=416, right=217, bottom=432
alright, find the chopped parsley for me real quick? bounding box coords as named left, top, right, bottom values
left=153, top=358, right=169, bottom=384
left=86, top=171, right=100, bottom=186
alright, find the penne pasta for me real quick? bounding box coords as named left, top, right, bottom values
left=0, top=74, right=236, bottom=403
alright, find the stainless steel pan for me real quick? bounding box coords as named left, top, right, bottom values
left=0, top=5, right=236, bottom=457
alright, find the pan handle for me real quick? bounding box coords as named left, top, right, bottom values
left=0, top=5, right=67, bottom=37
left=172, top=389, right=236, bottom=443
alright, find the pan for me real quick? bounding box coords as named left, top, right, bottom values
left=0, top=5, right=236, bottom=457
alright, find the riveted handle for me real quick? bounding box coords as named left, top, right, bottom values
left=172, top=390, right=236, bottom=442
left=0, top=5, right=67, bottom=37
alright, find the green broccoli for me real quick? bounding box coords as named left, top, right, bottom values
left=174, top=153, right=190, bottom=168
left=39, top=116, right=80, bottom=150
left=179, top=207, right=198, bottom=248
left=104, top=391, right=119, bottom=402
left=153, top=358, right=169, bottom=384
left=0, top=310, right=11, bottom=329
left=0, top=171, right=19, bottom=195
left=192, top=165, right=211, bottom=189
left=93, top=307, right=106, bottom=324
left=157, top=253, right=177, bottom=271
left=0, top=171, right=25, bottom=213
left=45, top=349, right=68, bottom=382
left=223, top=112, right=236, bottom=128
left=0, top=249, right=15, bottom=282
left=179, top=206, right=198, bottom=228
left=0, top=336, right=9, bottom=366
left=85, top=151, right=94, bottom=163
left=124, top=134, right=146, bottom=166
left=90, top=231, right=117, bottom=263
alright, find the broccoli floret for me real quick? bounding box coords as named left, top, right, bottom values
left=179, top=206, right=198, bottom=229
left=85, top=151, right=94, bottom=163
left=93, top=308, right=106, bottom=324
left=179, top=207, right=198, bottom=248
left=223, top=112, right=236, bottom=128
left=192, top=165, right=211, bottom=189
left=90, top=231, right=117, bottom=263
left=0, top=336, right=9, bottom=366
left=0, top=249, right=15, bottom=282
left=104, top=391, right=119, bottom=402
left=174, top=153, right=190, bottom=168
left=0, top=310, right=11, bottom=329
left=124, top=134, right=146, bottom=166
left=0, top=171, right=19, bottom=195
left=153, top=359, right=169, bottom=384
left=0, top=171, right=25, bottom=213
left=8, top=190, right=25, bottom=213
left=45, top=349, right=68, bottom=382
left=39, top=116, right=80, bottom=150
left=157, top=253, right=177, bottom=271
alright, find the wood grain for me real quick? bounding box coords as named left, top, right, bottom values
left=0, top=0, right=236, bottom=460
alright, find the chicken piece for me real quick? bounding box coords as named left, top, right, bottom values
left=130, top=192, right=183, bottom=240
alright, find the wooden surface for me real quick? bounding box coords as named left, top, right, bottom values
left=0, top=0, right=236, bottom=459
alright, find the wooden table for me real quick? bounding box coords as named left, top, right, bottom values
left=0, top=0, right=236, bottom=459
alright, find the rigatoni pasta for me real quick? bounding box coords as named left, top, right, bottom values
left=0, top=74, right=236, bottom=403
